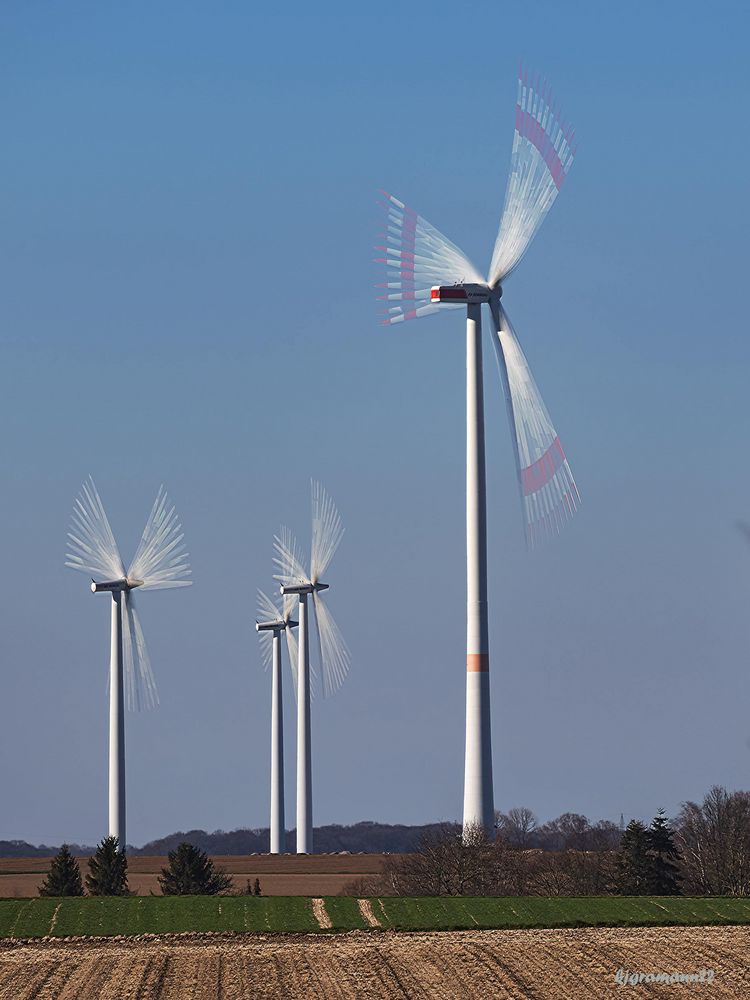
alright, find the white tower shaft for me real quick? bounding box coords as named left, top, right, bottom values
left=463, top=302, right=495, bottom=834
left=296, top=593, right=313, bottom=853
left=108, top=591, right=126, bottom=847
left=270, top=630, right=285, bottom=854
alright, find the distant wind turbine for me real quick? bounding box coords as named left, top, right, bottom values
left=376, top=68, right=580, bottom=836
left=273, top=482, right=350, bottom=854
left=65, top=478, right=192, bottom=848
left=256, top=589, right=298, bottom=855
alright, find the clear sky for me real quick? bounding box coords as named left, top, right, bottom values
left=1, top=1, right=749, bottom=846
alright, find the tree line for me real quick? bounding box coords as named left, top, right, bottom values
left=39, top=837, right=240, bottom=897
left=6, top=821, right=455, bottom=859
left=36, top=784, right=750, bottom=898
left=351, top=786, right=750, bottom=897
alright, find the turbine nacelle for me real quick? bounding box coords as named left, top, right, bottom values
left=256, top=617, right=299, bottom=632
left=279, top=581, right=329, bottom=595
left=430, top=282, right=499, bottom=305
left=90, top=578, right=144, bottom=594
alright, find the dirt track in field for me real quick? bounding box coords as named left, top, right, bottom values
left=1, top=925, right=748, bottom=998
left=0, top=855, right=386, bottom=898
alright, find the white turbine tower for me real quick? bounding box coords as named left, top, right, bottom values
left=273, top=482, right=350, bottom=854
left=65, top=477, right=192, bottom=848
left=256, top=589, right=298, bottom=855
left=376, top=68, right=580, bottom=836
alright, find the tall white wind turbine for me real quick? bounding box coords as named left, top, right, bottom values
left=256, top=590, right=298, bottom=855
left=65, top=477, right=192, bottom=848
left=273, top=482, right=350, bottom=854
left=376, top=68, right=580, bottom=836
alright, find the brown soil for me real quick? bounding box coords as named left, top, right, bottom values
left=358, top=899, right=381, bottom=928
left=311, top=899, right=332, bottom=930
left=0, top=854, right=388, bottom=898
left=0, top=925, right=747, bottom=999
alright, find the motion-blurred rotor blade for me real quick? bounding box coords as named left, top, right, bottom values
left=376, top=192, right=485, bottom=324
left=488, top=69, right=576, bottom=286
left=256, top=589, right=279, bottom=670
left=255, top=588, right=300, bottom=688
left=121, top=591, right=159, bottom=712
left=273, top=526, right=309, bottom=587
left=491, top=302, right=580, bottom=548
left=310, top=592, right=325, bottom=697
left=257, top=588, right=282, bottom=623
left=311, top=591, right=350, bottom=698
left=128, top=487, right=192, bottom=590
left=65, top=477, right=125, bottom=581
left=310, top=481, right=344, bottom=582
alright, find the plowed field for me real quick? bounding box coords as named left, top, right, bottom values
left=0, top=925, right=747, bottom=999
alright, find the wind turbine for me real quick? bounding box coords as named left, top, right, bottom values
left=256, top=589, right=298, bottom=855
left=376, top=68, right=580, bottom=836
left=273, top=481, right=350, bottom=854
left=65, top=477, right=192, bottom=849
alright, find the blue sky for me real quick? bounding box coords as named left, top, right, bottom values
left=2, top=1, right=750, bottom=845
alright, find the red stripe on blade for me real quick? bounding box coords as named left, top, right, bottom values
left=521, top=437, right=565, bottom=495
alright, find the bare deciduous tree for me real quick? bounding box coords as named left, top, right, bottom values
left=343, top=791, right=750, bottom=900
left=349, top=818, right=619, bottom=897
left=496, top=807, right=538, bottom=849
left=675, top=786, right=750, bottom=895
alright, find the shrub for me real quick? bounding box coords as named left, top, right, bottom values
left=159, top=842, right=233, bottom=895
left=86, top=836, right=129, bottom=896
left=38, top=844, right=84, bottom=897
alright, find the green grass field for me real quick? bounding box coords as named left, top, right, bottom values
left=374, top=896, right=750, bottom=931
left=2, top=895, right=750, bottom=938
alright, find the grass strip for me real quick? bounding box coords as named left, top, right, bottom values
left=2, top=895, right=750, bottom=938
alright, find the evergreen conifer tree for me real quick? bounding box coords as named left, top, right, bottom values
left=86, top=836, right=129, bottom=896
left=614, top=820, right=650, bottom=894
left=158, top=842, right=233, bottom=895
left=646, top=809, right=681, bottom=895
left=38, top=844, right=84, bottom=897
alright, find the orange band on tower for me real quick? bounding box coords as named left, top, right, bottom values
left=467, top=653, right=489, bottom=672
